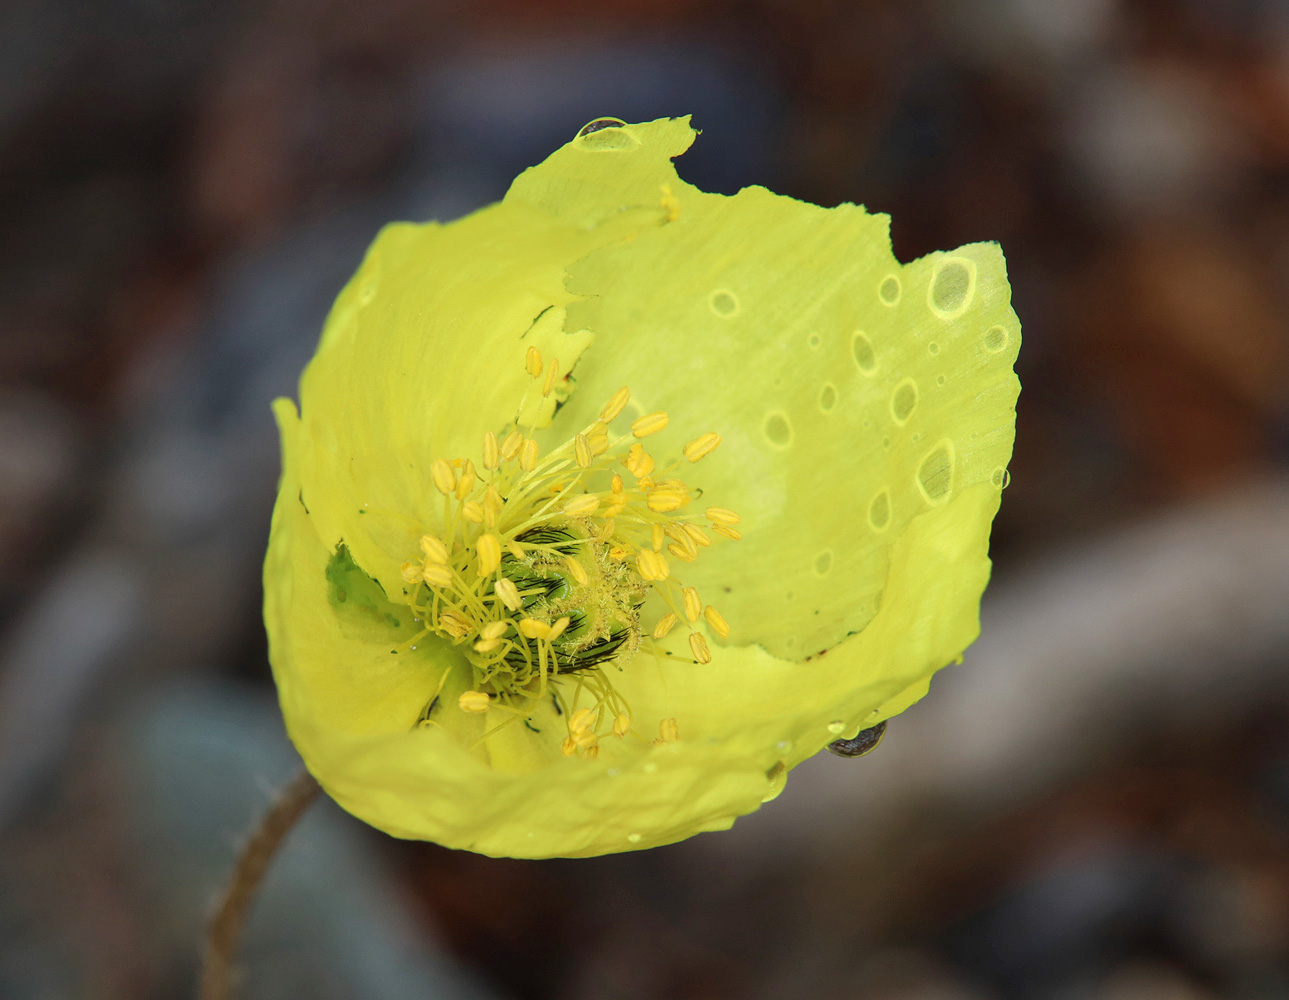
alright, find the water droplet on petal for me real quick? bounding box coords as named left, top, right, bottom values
left=827, top=720, right=845, bottom=735
left=627, top=832, right=643, bottom=843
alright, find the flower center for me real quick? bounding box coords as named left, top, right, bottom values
left=398, top=348, right=741, bottom=757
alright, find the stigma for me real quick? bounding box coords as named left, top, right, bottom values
left=398, top=348, right=740, bottom=755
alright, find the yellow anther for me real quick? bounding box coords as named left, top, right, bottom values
left=548, top=616, right=571, bottom=642
left=561, top=737, right=577, bottom=756
left=683, top=432, right=721, bottom=463
left=458, top=690, right=491, bottom=713
left=689, top=632, right=712, bottom=664
left=519, top=618, right=552, bottom=640
left=454, top=460, right=476, bottom=499
left=626, top=443, right=654, bottom=477
left=597, top=519, right=616, bottom=541
left=476, top=533, right=501, bottom=575
left=611, top=473, right=624, bottom=493
left=481, top=430, right=500, bottom=470
left=652, top=613, right=678, bottom=639
left=422, top=563, right=453, bottom=588
left=638, top=475, right=656, bottom=491
left=519, top=437, right=538, bottom=472
left=711, top=524, right=743, bottom=541
left=706, top=506, right=741, bottom=526
left=647, top=489, right=686, bottom=513
left=587, top=432, right=609, bottom=456
left=462, top=500, right=484, bottom=523
left=574, top=433, right=592, bottom=469
left=602, top=497, right=626, bottom=518
left=565, top=555, right=588, bottom=586
left=651, top=523, right=665, bottom=551
left=483, top=485, right=503, bottom=527
left=613, top=712, right=631, bottom=738
left=431, top=458, right=456, bottom=495
left=563, top=494, right=600, bottom=517
left=608, top=545, right=629, bottom=561
left=525, top=346, right=543, bottom=377
left=631, top=411, right=669, bottom=438
left=473, top=637, right=500, bottom=653
left=636, top=549, right=669, bottom=581
left=704, top=605, right=730, bottom=639
left=667, top=526, right=699, bottom=560
left=507, top=541, right=525, bottom=559
left=479, top=620, right=509, bottom=641
left=582, top=742, right=600, bottom=760
left=668, top=543, right=697, bottom=563
left=682, top=587, right=701, bottom=623
left=573, top=728, right=599, bottom=749
left=658, top=717, right=680, bottom=742
left=500, top=430, right=524, bottom=462
left=684, top=523, right=711, bottom=547
left=400, top=560, right=421, bottom=583
left=600, top=386, right=630, bottom=422
left=440, top=609, right=472, bottom=638
left=420, top=534, right=449, bottom=564
left=542, top=358, right=560, bottom=396
left=569, top=707, right=595, bottom=733
left=494, top=577, right=522, bottom=611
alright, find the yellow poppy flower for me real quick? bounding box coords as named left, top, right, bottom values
left=264, top=116, right=1021, bottom=858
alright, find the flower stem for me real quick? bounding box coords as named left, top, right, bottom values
left=198, top=767, right=320, bottom=1000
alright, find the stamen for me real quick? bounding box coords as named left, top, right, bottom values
left=440, top=610, right=471, bottom=638
left=611, top=473, right=624, bottom=494
left=658, top=717, right=680, bottom=742
left=459, top=691, right=491, bottom=713
left=565, top=555, right=589, bottom=586
left=483, top=486, right=503, bottom=527
left=525, top=346, right=543, bottom=377
left=613, top=713, right=631, bottom=737
left=683, top=432, right=721, bottom=462
left=667, top=541, right=698, bottom=563
left=462, top=501, right=484, bottom=523
left=600, top=386, right=630, bottom=422
left=651, top=524, right=665, bottom=551
left=631, top=412, right=669, bottom=438
left=548, top=616, right=571, bottom=642
left=703, top=606, right=730, bottom=639
left=431, top=459, right=456, bottom=495
left=684, top=524, right=711, bottom=547
left=682, top=587, right=702, bottom=623
left=542, top=358, right=560, bottom=396
left=705, top=506, right=741, bottom=526
left=636, top=549, right=669, bottom=581
left=646, top=488, right=686, bottom=513
left=519, top=618, right=552, bottom=640
left=480, top=620, right=509, bottom=641
left=473, top=637, right=500, bottom=653
left=574, top=433, right=592, bottom=468
left=477, top=533, right=501, bottom=575
left=422, top=563, right=453, bottom=588
left=626, top=444, right=654, bottom=478
left=563, top=494, right=600, bottom=517
left=689, top=632, right=712, bottom=664
left=500, top=430, right=524, bottom=462
left=652, top=613, right=678, bottom=639
left=519, top=438, right=538, bottom=472
left=495, top=578, right=522, bottom=611
left=587, top=431, right=609, bottom=456
left=482, top=431, right=500, bottom=470
left=711, top=524, right=743, bottom=541
left=400, top=561, right=421, bottom=583
left=454, top=460, right=476, bottom=499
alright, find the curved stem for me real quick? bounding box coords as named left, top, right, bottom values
left=198, top=767, right=320, bottom=1000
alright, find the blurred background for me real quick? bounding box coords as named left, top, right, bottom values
left=1, top=0, right=1288, bottom=997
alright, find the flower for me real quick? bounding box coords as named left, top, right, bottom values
left=264, top=116, right=1020, bottom=859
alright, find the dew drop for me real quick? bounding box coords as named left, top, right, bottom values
left=627, top=832, right=643, bottom=843
left=709, top=289, right=739, bottom=317
left=879, top=274, right=901, bottom=305
left=890, top=378, right=918, bottom=424
left=936, top=374, right=946, bottom=386
left=828, top=720, right=846, bottom=735
left=818, top=383, right=837, bottom=412
left=928, top=341, right=940, bottom=354
left=984, top=325, right=1009, bottom=353
left=868, top=489, right=890, bottom=530
left=851, top=331, right=877, bottom=374
left=929, top=258, right=976, bottom=318
left=763, top=411, right=792, bottom=447
left=575, top=119, right=638, bottom=151
left=991, top=466, right=1011, bottom=490
left=916, top=440, right=956, bottom=504
left=577, top=117, right=627, bottom=136
left=776, top=739, right=793, bottom=754
left=813, top=550, right=833, bottom=575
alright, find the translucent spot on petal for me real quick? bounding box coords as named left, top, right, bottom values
left=827, top=720, right=845, bottom=735
left=879, top=274, right=901, bottom=305
left=991, top=466, right=1011, bottom=490
left=763, top=761, right=787, bottom=802
left=890, top=378, right=918, bottom=424
left=917, top=440, right=955, bottom=504
left=937, top=374, right=946, bottom=386
left=984, top=324, right=1009, bottom=353
left=851, top=331, right=877, bottom=374
left=808, top=333, right=821, bottom=349
left=813, top=550, right=833, bottom=575
left=626, top=832, right=643, bottom=843
left=763, top=412, right=792, bottom=448
left=868, top=489, right=890, bottom=530
left=575, top=119, right=638, bottom=151
left=928, top=257, right=976, bottom=319
left=709, top=290, right=739, bottom=317
left=818, top=383, right=837, bottom=412
left=928, top=341, right=939, bottom=354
